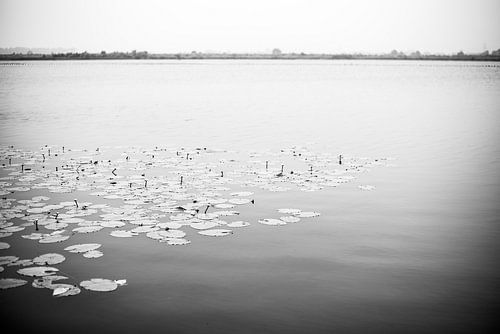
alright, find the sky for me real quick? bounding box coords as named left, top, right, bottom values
left=1, top=0, right=499, bottom=54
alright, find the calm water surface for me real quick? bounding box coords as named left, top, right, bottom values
left=1, top=60, right=499, bottom=333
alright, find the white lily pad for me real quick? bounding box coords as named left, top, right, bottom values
left=227, top=221, right=250, bottom=228
left=7, top=259, right=34, bottom=267
left=72, top=226, right=104, bottom=233
left=64, top=243, right=101, bottom=253
left=0, top=256, right=19, bottom=265
left=115, top=279, right=127, bottom=286
left=0, top=278, right=28, bottom=289
left=2, top=225, right=25, bottom=233
left=198, top=229, right=233, bottom=237
left=215, top=210, right=240, bottom=216
left=32, top=275, right=69, bottom=288
left=83, top=250, right=103, bottom=258
left=164, top=238, right=191, bottom=245
left=295, top=211, right=321, bottom=218
left=190, top=221, right=219, bottom=230
left=33, top=253, right=66, bottom=265
left=17, top=266, right=59, bottom=277
left=52, top=284, right=81, bottom=297
left=280, top=216, right=301, bottom=223
left=110, top=230, right=138, bottom=238
left=80, top=278, right=118, bottom=292
left=130, top=225, right=159, bottom=233
left=44, top=222, right=68, bottom=230
left=147, top=230, right=186, bottom=240
left=278, top=208, right=302, bottom=215
left=39, top=234, right=70, bottom=243
left=0, top=232, right=13, bottom=238
left=22, top=233, right=43, bottom=240
left=258, top=218, right=287, bottom=226
left=0, top=242, right=10, bottom=250
left=228, top=198, right=251, bottom=205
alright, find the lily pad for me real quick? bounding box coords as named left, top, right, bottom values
left=0, top=278, right=28, bottom=289
left=17, top=266, right=59, bottom=277
left=83, top=250, right=103, bottom=258
left=110, top=230, right=138, bottom=238
left=131, top=225, right=159, bottom=233
left=33, top=253, right=66, bottom=265
left=228, top=198, right=251, bottom=205
left=0, top=256, right=19, bottom=265
left=198, top=229, right=233, bottom=237
left=190, top=221, right=219, bottom=230
left=44, top=222, right=68, bottom=230
left=295, top=211, right=320, bottom=218
left=80, top=278, right=118, bottom=292
left=52, top=284, right=81, bottom=297
left=32, top=275, right=69, bottom=288
left=278, top=208, right=302, bottom=215
left=163, top=238, right=191, bottom=245
left=72, top=226, right=104, bottom=233
left=227, top=221, right=250, bottom=228
left=39, top=234, right=70, bottom=243
left=0, top=242, right=10, bottom=250
left=258, top=218, right=287, bottom=226
left=280, top=216, right=301, bottom=223
left=64, top=243, right=101, bottom=253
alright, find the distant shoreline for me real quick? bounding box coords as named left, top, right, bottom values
left=1, top=52, right=500, bottom=62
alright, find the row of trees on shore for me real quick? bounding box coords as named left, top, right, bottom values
left=1, top=49, right=500, bottom=61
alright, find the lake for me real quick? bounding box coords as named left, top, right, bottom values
left=1, top=60, right=499, bottom=333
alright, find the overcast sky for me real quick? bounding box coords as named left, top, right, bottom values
left=1, top=0, right=499, bottom=54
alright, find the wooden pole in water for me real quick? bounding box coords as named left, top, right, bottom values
left=21, top=164, right=24, bottom=172
left=266, top=161, right=268, bottom=171
left=42, top=154, right=45, bottom=162
left=74, top=199, right=78, bottom=208
left=339, top=155, right=342, bottom=165
left=34, top=220, right=39, bottom=231
left=281, top=165, right=284, bottom=173
left=180, top=176, right=183, bottom=186
left=144, top=180, right=147, bottom=188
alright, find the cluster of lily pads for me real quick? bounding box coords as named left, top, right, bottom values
left=0, top=144, right=393, bottom=296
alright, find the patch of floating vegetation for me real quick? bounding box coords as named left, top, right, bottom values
left=0, top=278, right=27, bottom=289
left=0, top=144, right=393, bottom=297
left=80, top=278, right=126, bottom=292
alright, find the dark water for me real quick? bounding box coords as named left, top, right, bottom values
left=1, top=60, right=499, bottom=333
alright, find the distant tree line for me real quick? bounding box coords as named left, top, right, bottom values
left=1, top=49, right=500, bottom=61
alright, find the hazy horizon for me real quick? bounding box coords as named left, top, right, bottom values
left=1, top=0, right=500, bottom=54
